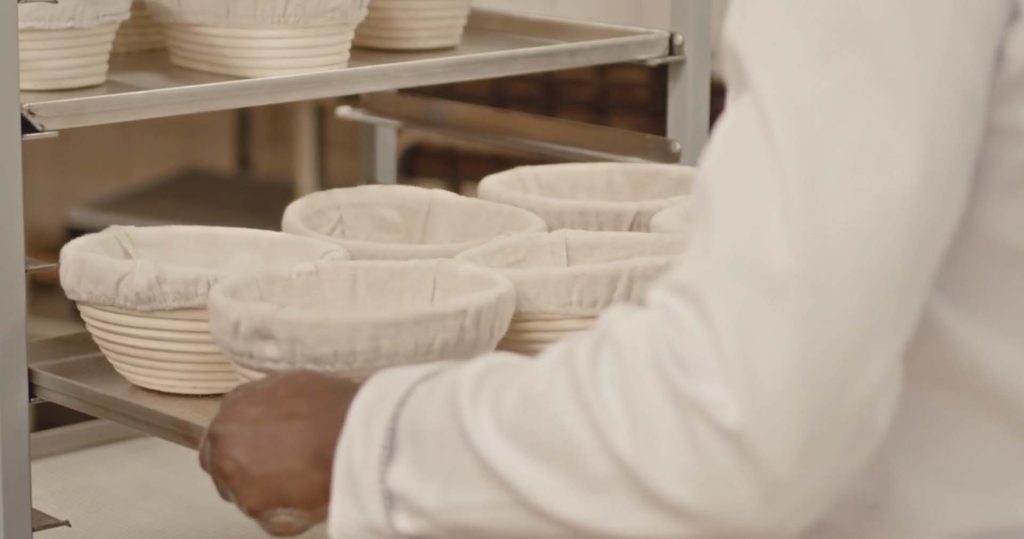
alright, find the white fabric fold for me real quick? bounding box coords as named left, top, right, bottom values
left=477, top=163, right=695, bottom=232
left=145, top=0, right=369, bottom=26
left=19, top=0, right=132, bottom=30
left=207, top=260, right=516, bottom=377
left=282, top=185, right=547, bottom=260
left=59, top=225, right=349, bottom=311
left=649, top=200, right=691, bottom=235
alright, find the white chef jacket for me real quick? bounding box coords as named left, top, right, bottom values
left=329, top=1, right=1024, bottom=537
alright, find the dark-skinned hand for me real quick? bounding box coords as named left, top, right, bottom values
left=199, top=370, right=360, bottom=536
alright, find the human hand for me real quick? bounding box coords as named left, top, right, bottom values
left=200, top=371, right=360, bottom=536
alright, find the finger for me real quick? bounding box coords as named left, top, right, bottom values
left=256, top=508, right=317, bottom=537
left=198, top=432, right=213, bottom=474
left=212, top=474, right=236, bottom=504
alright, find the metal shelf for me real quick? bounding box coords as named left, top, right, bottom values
left=21, top=10, right=670, bottom=131
left=29, top=334, right=219, bottom=450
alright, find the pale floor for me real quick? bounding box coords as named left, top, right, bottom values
left=32, top=437, right=328, bottom=539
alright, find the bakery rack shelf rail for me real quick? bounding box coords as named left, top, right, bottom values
left=2, top=4, right=712, bottom=538
left=21, top=10, right=671, bottom=132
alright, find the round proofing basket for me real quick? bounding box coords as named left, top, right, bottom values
left=282, top=185, right=548, bottom=260
left=164, top=23, right=357, bottom=78
left=478, top=163, right=696, bottom=232
left=59, top=225, right=351, bottom=394
left=354, top=0, right=470, bottom=50
left=458, top=230, right=685, bottom=356
left=77, top=304, right=240, bottom=395
left=497, top=314, right=597, bottom=355
left=19, top=24, right=119, bottom=90
left=207, top=259, right=517, bottom=380
left=113, top=2, right=164, bottom=53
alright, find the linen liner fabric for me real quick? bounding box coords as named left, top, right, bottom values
left=19, top=0, right=133, bottom=30
left=207, top=259, right=517, bottom=377
left=649, top=200, right=692, bottom=235
left=144, top=0, right=370, bottom=26
left=59, top=225, right=351, bottom=312
left=282, top=185, right=548, bottom=260
left=477, top=163, right=696, bottom=232
left=456, top=230, right=686, bottom=317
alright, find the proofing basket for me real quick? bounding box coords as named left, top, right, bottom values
left=458, top=230, right=684, bottom=355
left=478, top=163, right=696, bottom=232
left=282, top=185, right=547, bottom=260
left=59, top=225, right=349, bottom=395
left=208, top=259, right=516, bottom=380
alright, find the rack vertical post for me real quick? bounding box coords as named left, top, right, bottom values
left=668, top=0, right=712, bottom=165
left=0, top=2, right=34, bottom=538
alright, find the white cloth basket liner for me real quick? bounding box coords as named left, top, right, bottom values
left=60, top=225, right=351, bottom=311
left=458, top=230, right=684, bottom=354
left=19, top=0, right=132, bottom=30
left=478, top=163, right=696, bottom=232
left=207, top=259, right=516, bottom=378
left=145, top=0, right=369, bottom=26
left=282, top=185, right=548, bottom=260
left=650, top=200, right=692, bottom=235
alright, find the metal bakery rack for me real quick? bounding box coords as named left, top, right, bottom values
left=1, top=4, right=711, bottom=536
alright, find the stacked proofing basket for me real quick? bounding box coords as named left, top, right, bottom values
left=478, top=163, right=696, bottom=233
left=145, top=0, right=370, bottom=78
left=458, top=230, right=685, bottom=355
left=18, top=0, right=133, bottom=90
left=283, top=185, right=547, bottom=259
left=207, top=260, right=516, bottom=381
left=59, top=226, right=349, bottom=395
left=112, top=1, right=164, bottom=54
left=354, top=0, right=472, bottom=51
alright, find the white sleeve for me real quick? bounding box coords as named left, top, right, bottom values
left=328, top=1, right=1013, bottom=537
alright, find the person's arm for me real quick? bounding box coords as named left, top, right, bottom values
left=329, top=2, right=1013, bottom=537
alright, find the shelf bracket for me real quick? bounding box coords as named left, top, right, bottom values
left=641, top=33, right=687, bottom=67
left=31, top=508, right=70, bottom=533
left=21, top=113, right=58, bottom=142
left=25, top=258, right=58, bottom=275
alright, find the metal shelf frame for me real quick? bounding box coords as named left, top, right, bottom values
left=0, top=4, right=711, bottom=538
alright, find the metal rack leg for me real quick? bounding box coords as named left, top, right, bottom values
left=667, top=0, right=712, bottom=165
left=0, top=4, right=34, bottom=538
left=292, top=101, right=324, bottom=196
left=360, top=123, right=398, bottom=185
